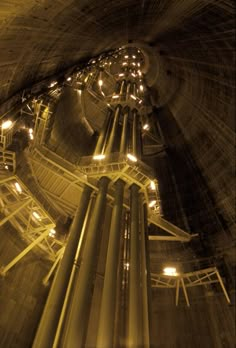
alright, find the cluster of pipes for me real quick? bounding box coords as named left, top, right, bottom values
left=33, top=48, right=152, bottom=348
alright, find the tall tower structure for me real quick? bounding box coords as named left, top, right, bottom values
left=0, top=45, right=231, bottom=348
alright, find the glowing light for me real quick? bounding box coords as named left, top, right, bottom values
left=29, top=133, right=34, bottom=140
left=14, top=182, right=22, bottom=193
left=92, top=60, right=96, bottom=64
left=131, top=73, right=136, bottom=77
left=127, top=153, right=137, bottom=162
left=138, top=70, right=142, bottom=76
left=124, top=262, right=130, bottom=270
left=98, top=79, right=103, bottom=86
left=137, top=63, right=141, bottom=67
left=119, top=73, right=124, bottom=77
left=29, top=128, right=33, bottom=134
left=124, top=55, right=129, bottom=58
left=139, top=100, right=143, bottom=104
left=122, top=62, right=127, bottom=66
left=132, top=55, right=136, bottom=59
left=163, top=267, right=178, bottom=277
left=1, top=120, right=13, bottom=130
left=149, top=200, right=156, bottom=208
left=67, top=77, right=72, bottom=81
left=49, top=229, right=56, bottom=237
left=139, top=85, right=144, bottom=91
left=93, top=154, right=106, bottom=160
left=132, top=62, right=136, bottom=66
left=112, top=95, right=119, bottom=99
left=32, top=211, right=41, bottom=220
left=4, top=165, right=8, bottom=170
left=150, top=181, right=156, bottom=190
left=49, top=81, right=57, bottom=88
left=143, top=124, right=149, bottom=130
left=130, top=94, right=137, bottom=100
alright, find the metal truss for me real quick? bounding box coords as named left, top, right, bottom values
left=0, top=175, right=64, bottom=275
left=151, top=267, right=231, bottom=306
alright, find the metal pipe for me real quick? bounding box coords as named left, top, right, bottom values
left=105, top=105, right=121, bottom=155
left=120, top=109, right=129, bottom=155
left=120, top=80, right=126, bottom=95
left=128, top=184, right=141, bottom=348
left=96, top=180, right=124, bottom=348
left=132, top=109, right=139, bottom=157
left=140, top=199, right=150, bottom=347
left=62, top=177, right=110, bottom=348
left=33, top=185, right=92, bottom=348
left=94, top=111, right=111, bottom=155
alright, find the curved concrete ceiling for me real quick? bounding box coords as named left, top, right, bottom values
left=0, top=0, right=235, bottom=234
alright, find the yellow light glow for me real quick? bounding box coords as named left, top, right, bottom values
left=127, top=153, right=137, bottom=162
left=124, top=55, right=129, bottom=58
left=67, top=77, right=72, bottom=81
left=163, top=267, right=178, bottom=277
left=130, top=94, right=137, bottom=100
left=49, top=81, right=57, bottom=88
left=32, top=211, right=41, bottom=220
left=139, top=85, right=144, bottom=91
left=4, top=165, right=9, bottom=170
left=49, top=229, right=56, bottom=237
left=143, top=124, right=149, bottom=130
left=119, top=73, right=124, bottom=77
left=29, top=128, right=33, bottom=134
left=14, top=182, right=22, bottom=193
left=122, top=62, right=127, bottom=66
left=149, top=200, right=156, bottom=208
left=1, top=120, right=13, bottom=130
left=93, top=154, right=106, bottom=160
left=112, top=95, right=119, bottom=99
left=131, top=73, right=136, bottom=77
left=132, top=55, right=136, bottom=59
left=150, top=181, right=156, bottom=190
left=98, top=79, right=103, bottom=86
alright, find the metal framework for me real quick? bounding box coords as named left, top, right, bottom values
left=151, top=267, right=231, bottom=306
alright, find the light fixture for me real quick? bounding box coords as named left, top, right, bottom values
left=67, top=77, right=72, bottom=81
left=1, top=120, right=13, bottom=130
left=163, top=267, right=178, bottom=277
left=93, top=154, right=106, bottom=160
left=131, top=73, right=136, bottom=77
left=132, top=55, right=136, bottom=59
left=112, top=95, right=119, bottom=99
left=127, top=153, right=137, bottom=162
left=143, top=123, right=149, bottom=130
left=124, top=55, right=129, bottom=58
left=98, top=79, right=103, bottom=86
left=14, top=182, right=22, bottom=193
left=132, top=62, right=136, bottom=66
left=122, top=62, right=127, bottom=66
left=49, top=81, right=57, bottom=88
left=29, top=133, right=34, bottom=140
left=49, top=229, right=56, bottom=237
left=139, top=85, right=144, bottom=91
left=4, top=165, right=9, bottom=170
left=118, top=73, right=124, bottom=77
left=130, top=94, right=137, bottom=100
left=138, top=70, right=142, bottom=76
left=150, top=180, right=156, bottom=190
left=29, top=128, right=33, bottom=134
left=148, top=200, right=156, bottom=208
left=32, top=211, right=41, bottom=220
left=137, top=63, right=141, bottom=67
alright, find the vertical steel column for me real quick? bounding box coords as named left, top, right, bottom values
left=96, top=180, right=124, bottom=348
left=120, top=109, right=129, bottom=155
left=132, top=109, right=139, bottom=157
left=120, top=80, right=126, bottom=95
left=62, top=177, right=110, bottom=348
left=140, top=199, right=150, bottom=347
left=128, top=184, right=141, bottom=348
left=94, top=111, right=111, bottom=155
left=126, top=82, right=131, bottom=100
left=105, top=105, right=121, bottom=155
left=33, top=185, right=92, bottom=348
